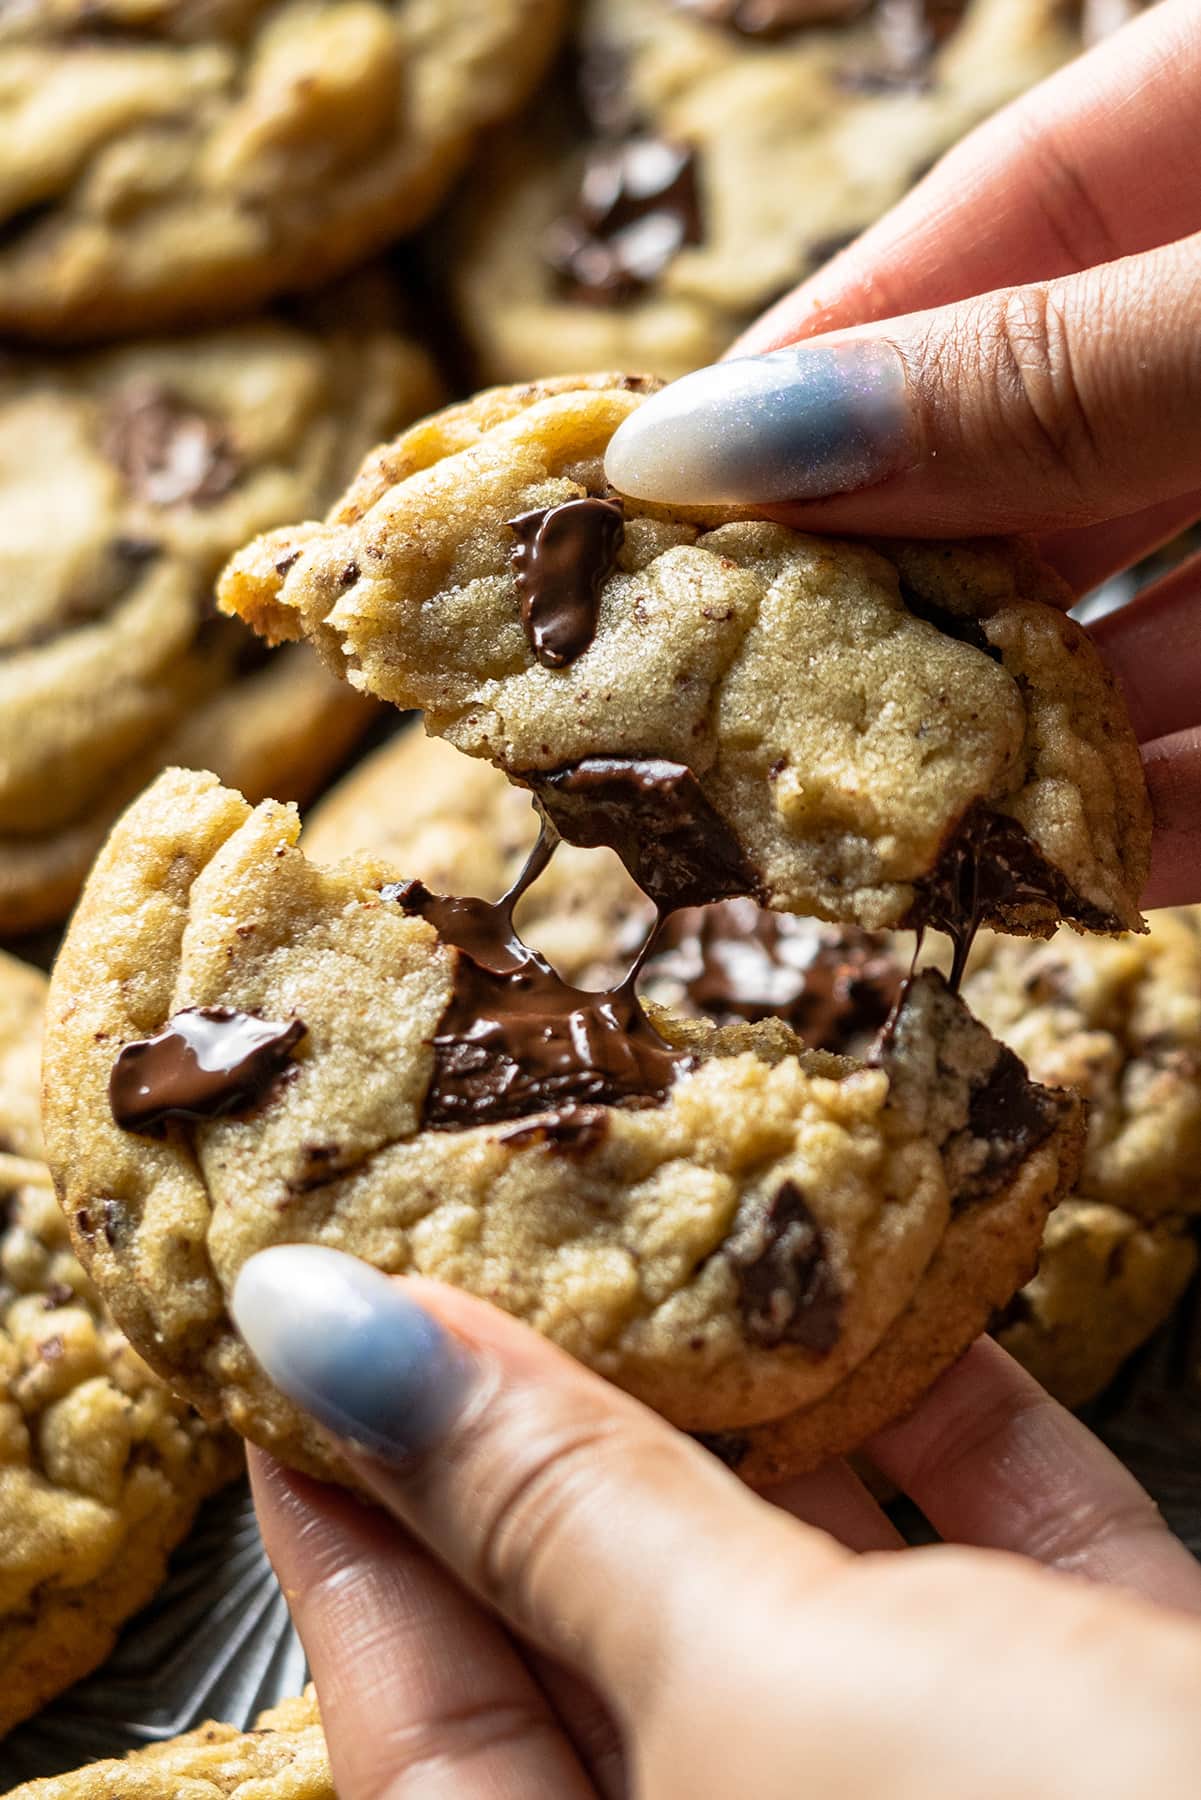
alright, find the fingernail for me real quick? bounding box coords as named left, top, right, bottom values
left=232, top=1246, right=473, bottom=1464
left=604, top=339, right=915, bottom=505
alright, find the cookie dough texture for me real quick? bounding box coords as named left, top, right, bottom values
left=0, top=276, right=441, bottom=933
left=219, top=374, right=1151, bottom=936
left=0, top=950, right=238, bottom=1738
left=4, top=1688, right=332, bottom=1798
left=43, top=768, right=1081, bottom=1484
left=453, top=0, right=1128, bottom=382
left=305, top=725, right=650, bottom=982
left=0, top=0, right=565, bottom=340
left=963, top=912, right=1201, bottom=1221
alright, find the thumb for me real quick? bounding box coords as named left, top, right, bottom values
left=232, top=1245, right=850, bottom=1724
left=604, top=232, right=1201, bottom=540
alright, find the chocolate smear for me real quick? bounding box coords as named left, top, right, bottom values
left=724, top=1179, right=844, bottom=1352
left=905, top=804, right=1123, bottom=987
left=110, top=1007, right=306, bottom=1136
left=384, top=828, right=692, bottom=1131
left=643, top=899, right=902, bottom=1050
left=508, top=497, right=624, bottom=668
left=545, top=138, right=703, bottom=303
left=675, top=0, right=870, bottom=35
left=526, top=756, right=759, bottom=913
left=103, top=382, right=240, bottom=508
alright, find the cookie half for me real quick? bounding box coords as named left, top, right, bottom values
left=5, top=1687, right=330, bottom=1799
left=43, top=767, right=1081, bottom=1484
left=0, top=1, right=566, bottom=339
left=0, top=273, right=441, bottom=933
left=0, top=949, right=239, bottom=1738
left=219, top=374, right=1151, bottom=939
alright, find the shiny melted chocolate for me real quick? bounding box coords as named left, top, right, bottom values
left=383, top=831, right=692, bottom=1133
left=508, top=497, right=624, bottom=668
left=526, top=756, right=759, bottom=913
left=110, top=1007, right=306, bottom=1136
left=643, top=899, right=902, bottom=1050
left=545, top=137, right=703, bottom=303
left=906, top=804, right=1121, bottom=988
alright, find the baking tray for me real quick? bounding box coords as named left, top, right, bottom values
left=2, top=1277, right=1197, bottom=1789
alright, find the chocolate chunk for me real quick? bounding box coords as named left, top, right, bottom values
left=905, top=804, right=1124, bottom=981
left=103, top=382, right=240, bottom=508
left=952, top=1041, right=1069, bottom=1206
left=675, top=0, right=870, bottom=34
left=389, top=861, right=692, bottom=1131
left=42, top=1282, right=76, bottom=1311
left=508, top=497, right=624, bottom=668
left=577, top=41, right=637, bottom=136
left=496, top=1106, right=610, bottom=1153
left=724, top=1179, right=843, bottom=1352
left=545, top=138, right=703, bottom=303
left=695, top=1429, right=751, bottom=1468
left=643, top=900, right=902, bottom=1049
left=526, top=756, right=758, bottom=913
left=897, top=578, right=1002, bottom=662
left=837, top=0, right=966, bottom=92
left=109, top=1007, right=306, bottom=1137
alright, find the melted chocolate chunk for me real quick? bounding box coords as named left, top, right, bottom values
left=724, top=1179, right=843, bottom=1352
left=386, top=862, right=692, bottom=1131
left=906, top=804, right=1123, bottom=986
left=508, top=497, right=624, bottom=669
left=527, top=756, right=759, bottom=913
left=496, top=1107, right=611, bottom=1153
left=898, top=578, right=1001, bottom=662
left=643, top=900, right=902, bottom=1049
left=675, top=0, right=870, bottom=34
left=103, top=382, right=241, bottom=508
left=109, top=1007, right=306, bottom=1136
left=953, top=1041, right=1069, bottom=1207
left=545, top=138, right=703, bottom=303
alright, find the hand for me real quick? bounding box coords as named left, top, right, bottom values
left=602, top=0, right=1201, bottom=908
left=239, top=1248, right=1201, bottom=1799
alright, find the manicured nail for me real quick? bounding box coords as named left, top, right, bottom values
left=232, top=1246, right=473, bottom=1464
left=604, top=340, right=915, bottom=505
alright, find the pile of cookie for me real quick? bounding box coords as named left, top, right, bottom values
left=1, top=0, right=1191, bottom=1792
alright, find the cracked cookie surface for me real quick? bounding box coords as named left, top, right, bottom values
left=6, top=1687, right=331, bottom=1798
left=0, top=0, right=565, bottom=340
left=452, top=0, right=1143, bottom=382
left=219, top=374, right=1150, bottom=938
left=0, top=949, right=239, bottom=1738
left=0, top=273, right=441, bottom=933
left=43, top=767, right=1080, bottom=1484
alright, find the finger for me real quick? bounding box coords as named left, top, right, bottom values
left=762, top=1459, right=903, bottom=1554
left=249, top=1449, right=598, bottom=1800
left=524, top=1659, right=625, bottom=1800
left=233, top=1247, right=851, bottom=1726
left=867, top=1338, right=1201, bottom=1613
left=1037, top=495, right=1201, bottom=598
left=1140, top=725, right=1201, bottom=909
left=1089, top=551, right=1201, bottom=740
left=732, top=0, right=1201, bottom=356
left=605, top=232, right=1201, bottom=537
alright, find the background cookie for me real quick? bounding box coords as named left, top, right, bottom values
left=0, top=950, right=240, bottom=1738
left=43, top=767, right=1079, bottom=1484
left=219, top=374, right=1150, bottom=937
left=451, top=0, right=1144, bottom=383
left=5, top=1687, right=331, bottom=1799
left=0, top=0, right=566, bottom=340
left=0, top=272, right=441, bottom=935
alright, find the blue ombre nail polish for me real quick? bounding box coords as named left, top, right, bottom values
left=231, top=1246, right=472, bottom=1464
left=604, top=339, right=915, bottom=506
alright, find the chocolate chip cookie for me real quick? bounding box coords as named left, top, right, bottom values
left=0, top=949, right=239, bottom=1737
left=0, top=274, right=441, bottom=934
left=452, top=0, right=1143, bottom=383
left=218, top=374, right=1151, bottom=941
left=5, top=1688, right=331, bottom=1798
left=42, top=766, right=1081, bottom=1483
left=0, top=1, right=566, bottom=341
